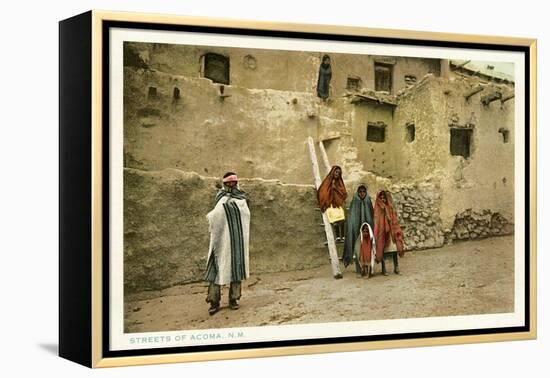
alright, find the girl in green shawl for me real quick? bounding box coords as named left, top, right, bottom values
left=343, top=185, right=374, bottom=273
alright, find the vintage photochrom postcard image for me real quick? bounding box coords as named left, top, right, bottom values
left=107, top=26, right=526, bottom=352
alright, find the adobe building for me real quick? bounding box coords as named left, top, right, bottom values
left=123, top=42, right=515, bottom=292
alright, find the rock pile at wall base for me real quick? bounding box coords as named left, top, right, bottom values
left=445, top=209, right=514, bottom=242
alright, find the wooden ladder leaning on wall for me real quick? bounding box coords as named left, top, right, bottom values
left=306, top=136, right=343, bottom=279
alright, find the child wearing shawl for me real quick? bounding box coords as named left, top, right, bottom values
left=374, top=190, right=405, bottom=275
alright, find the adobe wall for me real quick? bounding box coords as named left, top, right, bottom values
left=122, top=44, right=516, bottom=292
left=124, top=169, right=328, bottom=294
left=126, top=42, right=441, bottom=96
left=350, top=102, right=396, bottom=176
left=391, top=76, right=515, bottom=239
left=124, top=67, right=321, bottom=185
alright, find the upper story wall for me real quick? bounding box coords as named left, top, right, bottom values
left=126, top=42, right=442, bottom=97
left=350, top=102, right=396, bottom=177
left=123, top=67, right=322, bottom=185
left=391, top=76, right=515, bottom=225
left=392, top=76, right=515, bottom=180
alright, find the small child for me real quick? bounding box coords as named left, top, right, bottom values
left=359, top=222, right=376, bottom=278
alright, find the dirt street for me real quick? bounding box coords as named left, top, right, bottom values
left=125, top=235, right=514, bottom=332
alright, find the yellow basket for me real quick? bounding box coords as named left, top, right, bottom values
left=326, top=206, right=345, bottom=223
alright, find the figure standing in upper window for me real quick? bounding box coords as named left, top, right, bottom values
left=316, top=54, right=332, bottom=100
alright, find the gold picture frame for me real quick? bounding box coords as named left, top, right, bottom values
left=59, top=10, right=537, bottom=368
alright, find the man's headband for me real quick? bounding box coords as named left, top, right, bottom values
left=223, top=174, right=238, bottom=183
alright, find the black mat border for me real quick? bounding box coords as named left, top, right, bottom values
left=101, top=19, right=531, bottom=359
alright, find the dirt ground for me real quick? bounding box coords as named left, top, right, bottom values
left=124, top=235, right=514, bottom=332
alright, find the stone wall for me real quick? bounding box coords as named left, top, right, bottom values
left=388, top=181, right=514, bottom=251
left=390, top=182, right=445, bottom=250
left=445, top=209, right=514, bottom=242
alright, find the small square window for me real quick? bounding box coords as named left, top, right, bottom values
left=367, top=122, right=386, bottom=143
left=498, top=128, right=510, bottom=143
left=404, top=75, right=417, bottom=86
left=203, top=53, right=230, bottom=85
left=346, top=76, right=361, bottom=91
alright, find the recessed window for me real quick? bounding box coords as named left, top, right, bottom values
left=406, top=123, right=415, bottom=143
left=147, top=86, right=157, bottom=99
left=404, top=75, right=417, bottom=86
left=346, top=76, right=361, bottom=91
left=202, top=53, right=230, bottom=85
left=450, top=128, right=473, bottom=158
left=498, top=127, right=510, bottom=143
left=375, top=63, right=392, bottom=92
left=367, top=122, right=386, bottom=143
left=173, top=87, right=180, bottom=101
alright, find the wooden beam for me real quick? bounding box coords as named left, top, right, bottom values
left=307, top=137, right=342, bottom=279
left=501, top=93, right=515, bottom=103
left=464, top=84, right=484, bottom=100
left=481, top=91, right=502, bottom=105
left=454, top=59, right=471, bottom=69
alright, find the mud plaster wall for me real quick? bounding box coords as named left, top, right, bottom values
left=392, top=77, right=441, bottom=179
left=123, top=164, right=514, bottom=293
left=124, top=67, right=321, bottom=185
left=429, top=77, right=515, bottom=230
left=127, top=42, right=320, bottom=93
left=123, top=44, right=515, bottom=292
left=124, top=169, right=327, bottom=293
left=351, top=103, right=396, bottom=176
left=391, top=76, right=515, bottom=232
left=391, top=57, right=441, bottom=92
left=127, top=43, right=441, bottom=96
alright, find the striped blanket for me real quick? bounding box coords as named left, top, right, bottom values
left=205, top=194, right=250, bottom=285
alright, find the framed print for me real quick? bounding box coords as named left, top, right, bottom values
left=59, top=10, right=537, bottom=368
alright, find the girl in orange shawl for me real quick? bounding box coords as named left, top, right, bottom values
left=317, top=166, right=347, bottom=241
left=374, top=190, right=405, bottom=275
left=359, top=222, right=376, bottom=278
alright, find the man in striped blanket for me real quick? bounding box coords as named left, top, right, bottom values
left=204, top=172, right=250, bottom=315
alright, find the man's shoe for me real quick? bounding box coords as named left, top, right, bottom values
left=229, top=300, right=240, bottom=310
left=208, top=303, right=220, bottom=315
left=394, top=266, right=400, bottom=275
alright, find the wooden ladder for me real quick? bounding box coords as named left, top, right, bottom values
left=307, top=137, right=343, bottom=279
